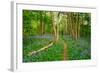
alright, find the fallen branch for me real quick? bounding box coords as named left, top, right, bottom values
left=28, top=42, right=54, bottom=56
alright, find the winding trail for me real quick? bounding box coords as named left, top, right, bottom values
left=63, top=42, right=68, bottom=60
left=52, top=37, right=68, bottom=60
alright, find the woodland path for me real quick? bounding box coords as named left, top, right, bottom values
left=60, top=38, right=68, bottom=60
left=63, top=42, right=68, bottom=60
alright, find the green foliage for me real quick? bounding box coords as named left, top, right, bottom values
left=23, top=10, right=91, bottom=62
left=23, top=40, right=64, bottom=62
left=62, top=36, right=91, bottom=60
left=23, top=36, right=91, bottom=62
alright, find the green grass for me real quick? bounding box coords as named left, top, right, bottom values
left=23, top=35, right=91, bottom=62
left=23, top=41, right=64, bottom=62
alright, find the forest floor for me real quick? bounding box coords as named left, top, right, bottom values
left=23, top=35, right=91, bottom=62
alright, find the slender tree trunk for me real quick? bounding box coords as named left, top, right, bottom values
left=67, top=13, right=70, bottom=35
left=52, top=12, right=59, bottom=42
left=75, top=13, right=78, bottom=40
left=77, top=13, right=80, bottom=39
left=40, top=11, right=44, bottom=35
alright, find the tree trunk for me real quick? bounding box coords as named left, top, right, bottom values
left=40, top=11, right=44, bottom=35
left=52, top=12, right=59, bottom=42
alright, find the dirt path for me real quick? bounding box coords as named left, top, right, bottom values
left=63, top=41, right=68, bottom=60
